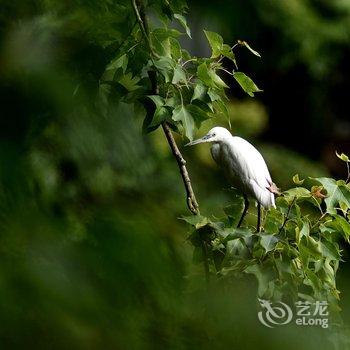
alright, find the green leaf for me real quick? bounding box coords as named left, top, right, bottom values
left=222, top=227, right=253, bottom=242
left=169, top=38, right=182, bottom=59
left=147, top=95, right=165, bottom=108
left=154, top=57, right=175, bottom=83
left=238, top=40, right=261, bottom=57
left=233, top=72, right=262, bottom=97
left=299, top=236, right=322, bottom=264
left=260, top=234, right=279, bottom=253
left=174, top=14, right=192, bottom=38
left=191, top=82, right=207, bottom=101
left=172, top=105, right=195, bottom=140
left=151, top=29, right=182, bottom=57
left=295, top=219, right=309, bottom=243
left=264, top=209, right=284, bottom=233
left=203, top=30, right=223, bottom=58
left=197, top=63, right=228, bottom=88
left=186, top=105, right=210, bottom=128
left=336, top=151, right=349, bottom=162
left=244, top=264, right=274, bottom=297
left=197, top=62, right=214, bottom=87
left=221, top=44, right=237, bottom=68
left=293, top=174, right=305, bottom=185
left=282, top=187, right=311, bottom=203
left=224, top=201, right=244, bottom=227
left=320, top=240, right=341, bottom=261
left=226, top=238, right=247, bottom=258
left=208, top=88, right=221, bottom=101
left=118, top=73, right=141, bottom=91
left=106, top=54, right=128, bottom=74
left=320, top=215, right=350, bottom=242
left=180, top=215, right=209, bottom=229
left=172, top=65, right=187, bottom=84
left=149, top=106, right=170, bottom=128
left=313, top=177, right=350, bottom=214
left=305, top=268, right=322, bottom=293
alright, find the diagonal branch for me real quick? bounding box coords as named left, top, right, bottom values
left=133, top=0, right=200, bottom=215
left=161, top=122, right=199, bottom=214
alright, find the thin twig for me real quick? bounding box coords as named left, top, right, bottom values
left=278, top=196, right=296, bottom=234
left=218, top=42, right=239, bottom=63
left=181, top=58, right=196, bottom=67
left=218, top=67, right=233, bottom=76
left=311, top=212, right=327, bottom=230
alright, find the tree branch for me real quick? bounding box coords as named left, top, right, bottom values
left=161, top=123, right=199, bottom=214
left=131, top=0, right=154, bottom=56
left=133, top=0, right=200, bottom=215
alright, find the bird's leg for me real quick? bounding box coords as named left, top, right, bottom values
left=257, top=202, right=261, bottom=232
left=237, top=194, right=249, bottom=228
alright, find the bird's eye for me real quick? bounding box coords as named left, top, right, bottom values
left=212, top=133, right=216, bottom=137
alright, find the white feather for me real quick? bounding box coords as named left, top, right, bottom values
left=208, top=128, right=275, bottom=208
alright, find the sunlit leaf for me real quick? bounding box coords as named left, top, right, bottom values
left=172, top=65, right=187, bottom=84
left=203, top=30, right=223, bottom=58
left=118, top=72, right=141, bottom=91
left=191, top=82, right=207, bottom=101
left=260, top=234, right=279, bottom=253
left=238, top=40, right=261, bottom=57
left=147, top=95, right=165, bottom=108
left=172, top=105, right=195, bottom=140
left=180, top=215, right=210, bottom=229
left=336, top=151, right=349, bottom=162
left=313, top=177, right=350, bottom=214
left=293, top=174, right=305, bottom=185
left=174, top=13, right=192, bottom=38
left=233, top=72, right=262, bottom=97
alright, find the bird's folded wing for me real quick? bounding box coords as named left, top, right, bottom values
left=230, top=137, right=275, bottom=208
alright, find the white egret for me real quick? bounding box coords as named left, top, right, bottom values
left=186, top=126, right=277, bottom=231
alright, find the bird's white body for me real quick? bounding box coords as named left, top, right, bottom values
left=187, top=127, right=275, bottom=209
left=210, top=135, right=275, bottom=208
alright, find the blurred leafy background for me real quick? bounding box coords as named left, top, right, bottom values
left=1, top=0, right=350, bottom=348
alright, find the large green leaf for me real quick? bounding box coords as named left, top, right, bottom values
left=313, top=177, right=350, bottom=214
left=180, top=215, right=210, bottom=229
left=186, top=105, right=209, bottom=128
left=191, top=82, right=207, bottom=101
left=233, top=72, right=262, bottom=97
left=260, top=234, right=279, bottom=253
left=174, top=14, right=191, bottom=38
left=204, top=30, right=223, bottom=58
left=149, top=107, right=170, bottom=128
left=320, top=215, right=350, bottom=242
left=172, top=65, right=187, bottom=84
left=197, top=63, right=228, bottom=88
left=147, top=95, right=165, bottom=108
left=172, top=105, right=195, bottom=140
left=154, top=57, right=175, bottom=83
left=118, top=73, right=141, bottom=91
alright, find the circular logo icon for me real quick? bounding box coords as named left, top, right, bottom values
left=258, top=298, right=293, bottom=328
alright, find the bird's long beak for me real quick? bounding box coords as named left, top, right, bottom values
left=185, top=135, right=210, bottom=146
